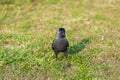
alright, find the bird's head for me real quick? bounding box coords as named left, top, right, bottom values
left=56, top=28, right=66, bottom=38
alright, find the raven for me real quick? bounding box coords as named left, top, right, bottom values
left=52, top=28, right=69, bottom=60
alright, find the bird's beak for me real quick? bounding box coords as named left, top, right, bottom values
left=62, top=32, right=65, bottom=37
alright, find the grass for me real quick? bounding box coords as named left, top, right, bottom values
left=0, top=0, right=120, bottom=80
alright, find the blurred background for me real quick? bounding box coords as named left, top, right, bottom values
left=0, top=0, right=120, bottom=80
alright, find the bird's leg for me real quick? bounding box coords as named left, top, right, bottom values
left=55, top=53, right=58, bottom=61
left=64, top=50, right=70, bottom=64
left=64, top=51, right=68, bottom=59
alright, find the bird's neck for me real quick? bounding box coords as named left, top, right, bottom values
left=55, top=36, right=65, bottom=39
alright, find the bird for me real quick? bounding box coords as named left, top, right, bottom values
left=52, top=28, right=69, bottom=60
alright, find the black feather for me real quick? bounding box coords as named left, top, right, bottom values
left=52, top=28, right=69, bottom=60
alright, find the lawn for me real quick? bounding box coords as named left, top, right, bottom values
left=0, top=0, right=120, bottom=80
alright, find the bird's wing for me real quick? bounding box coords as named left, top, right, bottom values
left=52, top=39, right=55, bottom=50
left=66, top=39, right=69, bottom=47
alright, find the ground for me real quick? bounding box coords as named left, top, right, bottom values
left=0, top=0, right=120, bottom=80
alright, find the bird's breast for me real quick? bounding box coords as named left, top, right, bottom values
left=55, top=38, right=68, bottom=51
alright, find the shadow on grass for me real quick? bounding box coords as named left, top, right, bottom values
left=68, top=38, right=89, bottom=54
left=63, top=38, right=89, bottom=70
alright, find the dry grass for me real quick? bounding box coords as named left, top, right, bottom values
left=0, top=0, right=120, bottom=80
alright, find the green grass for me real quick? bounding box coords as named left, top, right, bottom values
left=0, top=0, right=120, bottom=80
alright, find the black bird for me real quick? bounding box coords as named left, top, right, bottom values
left=52, top=28, right=69, bottom=60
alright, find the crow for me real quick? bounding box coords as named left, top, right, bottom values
left=52, top=28, right=69, bottom=60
